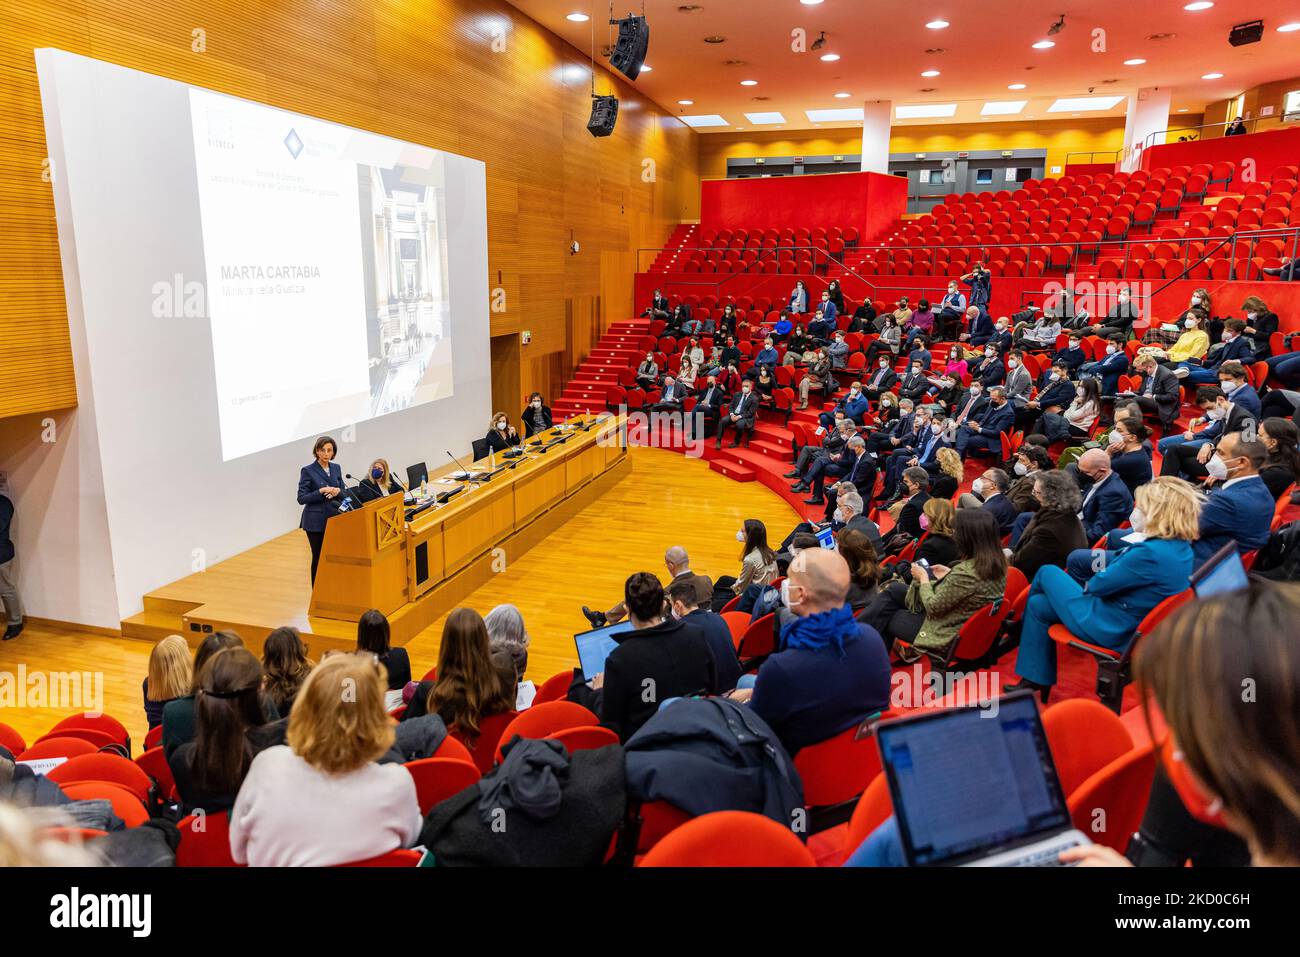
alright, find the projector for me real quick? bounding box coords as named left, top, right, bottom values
left=1229, top=20, right=1264, bottom=46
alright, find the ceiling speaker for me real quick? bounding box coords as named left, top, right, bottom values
left=609, top=15, right=650, bottom=80
left=1229, top=20, right=1264, bottom=46
left=587, top=95, right=619, bottom=137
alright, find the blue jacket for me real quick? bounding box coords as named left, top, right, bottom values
left=986, top=329, right=1013, bottom=354
left=1053, top=345, right=1088, bottom=373
left=1066, top=538, right=1194, bottom=645
left=819, top=300, right=839, bottom=322
left=837, top=391, right=870, bottom=423
left=683, top=609, right=743, bottom=693
left=1225, top=383, right=1261, bottom=419
left=1036, top=377, right=1076, bottom=411
left=1081, top=471, right=1133, bottom=543
left=965, top=272, right=991, bottom=307
left=789, top=287, right=808, bottom=313
left=298, top=461, right=345, bottom=532
left=970, top=399, right=1014, bottom=439
left=967, top=309, right=995, bottom=345
left=973, top=356, right=1005, bottom=387
left=1208, top=335, right=1255, bottom=370
left=914, top=430, right=952, bottom=470
left=981, top=493, right=1019, bottom=535
left=753, top=347, right=779, bottom=367
left=1194, top=476, right=1276, bottom=566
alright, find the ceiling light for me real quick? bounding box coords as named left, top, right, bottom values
left=895, top=103, right=958, bottom=118
left=1008, top=83, right=1027, bottom=90
left=1178, top=108, right=1189, bottom=112
left=678, top=114, right=730, bottom=127
left=677, top=99, right=694, bottom=105
left=565, top=12, right=589, bottom=22
left=921, top=69, right=940, bottom=77
left=640, top=65, right=652, bottom=72
left=1046, top=95, right=1125, bottom=112
left=805, top=107, right=866, bottom=122
left=1183, top=1, right=1213, bottom=9
left=1032, top=40, right=1055, bottom=49
left=834, top=91, right=852, bottom=98
left=739, top=79, right=758, bottom=86
left=1279, top=22, right=1300, bottom=32
left=800, top=0, right=825, bottom=5
left=981, top=100, right=1028, bottom=115
left=744, top=111, right=787, bottom=124
left=1201, top=72, right=1223, bottom=80
left=820, top=53, right=841, bottom=62
left=1123, top=58, right=1146, bottom=65
left=926, top=19, right=950, bottom=29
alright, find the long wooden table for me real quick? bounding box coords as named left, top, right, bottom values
left=308, top=413, right=628, bottom=624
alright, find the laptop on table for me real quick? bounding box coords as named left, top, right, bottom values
left=876, top=690, right=1090, bottom=867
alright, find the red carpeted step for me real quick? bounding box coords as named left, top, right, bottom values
left=709, top=458, right=757, bottom=482
left=748, top=438, right=792, bottom=460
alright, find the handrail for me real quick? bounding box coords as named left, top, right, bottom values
left=1064, top=151, right=1120, bottom=167
left=1141, top=117, right=1263, bottom=153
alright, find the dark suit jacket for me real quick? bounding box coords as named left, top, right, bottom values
left=839, top=514, right=885, bottom=555
left=1136, top=366, right=1181, bottom=421
left=971, top=400, right=1015, bottom=439
left=1053, top=346, right=1088, bottom=373
left=600, top=619, right=715, bottom=742
left=726, top=390, right=759, bottom=428
left=980, top=493, right=1019, bottom=535
left=683, top=608, right=742, bottom=694
left=695, top=384, right=727, bottom=416
left=1081, top=471, right=1134, bottom=543
left=896, top=491, right=932, bottom=540
left=1208, top=335, right=1254, bottom=369
left=897, top=372, right=929, bottom=402
left=967, top=310, right=994, bottom=345
left=973, top=357, right=1006, bottom=387
left=298, top=461, right=344, bottom=532
left=1036, top=378, right=1076, bottom=411
left=950, top=391, right=989, bottom=426
left=865, top=367, right=899, bottom=392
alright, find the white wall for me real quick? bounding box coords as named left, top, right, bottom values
left=34, top=49, right=492, bottom=627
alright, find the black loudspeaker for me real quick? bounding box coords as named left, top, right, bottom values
left=609, top=15, right=649, bottom=80
left=1229, top=20, right=1264, bottom=46
left=587, top=95, right=619, bottom=138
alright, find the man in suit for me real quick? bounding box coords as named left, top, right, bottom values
left=1161, top=387, right=1258, bottom=482
left=646, top=289, right=670, bottom=321
left=1052, top=334, right=1089, bottom=375
left=808, top=292, right=839, bottom=339
left=879, top=408, right=935, bottom=501
left=1177, top=318, right=1255, bottom=383
left=666, top=579, right=742, bottom=695
left=716, top=380, right=758, bottom=448
left=865, top=399, right=917, bottom=457
left=1002, top=349, right=1034, bottom=407
left=962, top=305, right=995, bottom=347
left=1120, top=353, right=1181, bottom=428
left=1086, top=288, right=1141, bottom=338
left=969, top=346, right=1006, bottom=388
left=947, top=383, right=990, bottom=440
left=862, top=357, right=899, bottom=402
left=817, top=436, right=877, bottom=514
left=653, top=374, right=688, bottom=412
left=819, top=380, right=869, bottom=429
left=804, top=434, right=868, bottom=506
left=955, top=385, right=1014, bottom=458
left=907, top=413, right=954, bottom=484
left=828, top=331, right=850, bottom=369
left=1215, top=361, right=1262, bottom=419
left=1191, top=434, right=1276, bottom=566
left=1076, top=448, right=1133, bottom=544
left=984, top=318, right=1014, bottom=355
left=583, top=546, right=714, bottom=628
left=0, top=492, right=23, bottom=641
left=583, top=573, right=715, bottom=743
left=778, top=485, right=884, bottom=559
left=689, top=373, right=727, bottom=440
left=894, top=468, right=933, bottom=540
left=1016, top=359, right=1075, bottom=432
left=1079, top=334, right=1130, bottom=397
left=960, top=468, right=1018, bottom=535
left=896, top=359, right=930, bottom=404
left=789, top=416, right=854, bottom=491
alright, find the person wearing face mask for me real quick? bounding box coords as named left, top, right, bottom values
left=1052, top=287, right=1092, bottom=333
left=788, top=280, right=808, bottom=316
left=1063, top=377, right=1102, bottom=437
left=862, top=353, right=900, bottom=401
left=901, top=414, right=953, bottom=490
left=1175, top=318, right=1254, bottom=383
left=635, top=352, right=660, bottom=390
left=1259, top=417, right=1300, bottom=500
left=1212, top=361, right=1261, bottom=418
left=1105, top=418, right=1154, bottom=494
left=666, top=580, right=742, bottom=695
left=889, top=467, right=933, bottom=542
left=850, top=298, right=878, bottom=335
left=708, top=519, right=779, bottom=615
left=746, top=336, right=780, bottom=378
left=961, top=304, right=996, bottom=348
left=689, top=373, right=727, bottom=440
left=1001, top=349, right=1033, bottom=408
left=936, top=283, right=968, bottom=341
left=1074, top=447, right=1133, bottom=544
left=726, top=548, right=890, bottom=757
left=827, top=331, right=851, bottom=370
left=1015, top=309, right=1062, bottom=350
left=864, top=314, right=902, bottom=365
left=798, top=348, right=834, bottom=410
left=484, top=412, right=521, bottom=454
left=1120, top=354, right=1181, bottom=430
left=808, top=293, right=838, bottom=339
left=653, top=374, right=688, bottom=412
left=969, top=343, right=1006, bottom=389
left=358, top=458, right=405, bottom=502
left=904, top=298, right=934, bottom=350
left=1009, top=470, right=1087, bottom=582
left=1052, top=335, right=1089, bottom=375
left=897, top=360, right=930, bottom=404
left=1157, top=309, right=1212, bottom=370
left=865, top=400, right=916, bottom=457
left=905, top=336, right=932, bottom=373
left=928, top=372, right=963, bottom=410
left=1237, top=295, right=1279, bottom=359
left=955, top=385, right=1014, bottom=459
left=879, top=410, right=934, bottom=502
left=1159, top=386, right=1257, bottom=482
left=1008, top=477, right=1198, bottom=703
left=1189, top=433, right=1275, bottom=567
left=818, top=380, right=869, bottom=429
left=520, top=392, right=553, bottom=437
left=817, top=436, right=879, bottom=514
left=957, top=467, right=1017, bottom=534
left=1077, top=334, right=1130, bottom=396
left=1019, top=360, right=1076, bottom=435
left=949, top=379, right=990, bottom=436
left=715, top=380, right=758, bottom=448
left=961, top=262, right=992, bottom=310
left=1087, top=287, right=1141, bottom=338
left=783, top=323, right=813, bottom=364
left=985, top=317, right=1013, bottom=355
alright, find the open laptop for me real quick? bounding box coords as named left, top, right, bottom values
left=876, top=690, right=1089, bottom=866
left=1190, top=540, right=1249, bottom=598
left=573, top=620, right=635, bottom=679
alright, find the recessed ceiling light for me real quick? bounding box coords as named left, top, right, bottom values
left=834, top=91, right=852, bottom=98
left=1201, top=72, right=1223, bottom=80
left=1177, top=107, right=1189, bottom=112
left=1124, top=58, right=1147, bottom=65
left=921, top=69, right=941, bottom=77
left=1008, top=83, right=1027, bottom=90
left=1032, top=40, right=1055, bottom=49
left=800, top=0, right=825, bottom=5
left=640, top=65, right=652, bottom=72
left=1183, top=1, right=1213, bottom=9
left=565, top=12, right=589, bottom=21
left=896, top=103, right=958, bottom=119
left=981, top=100, right=1028, bottom=115
left=820, top=53, right=841, bottom=62
left=678, top=114, right=729, bottom=128
left=1047, top=95, right=1126, bottom=112
left=677, top=99, right=694, bottom=105
left=739, top=79, right=758, bottom=86
left=1280, top=22, right=1300, bottom=32
left=805, top=107, right=866, bottom=122
left=926, top=19, right=950, bottom=29
left=744, top=111, right=786, bottom=124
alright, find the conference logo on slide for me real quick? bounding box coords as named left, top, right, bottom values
left=284, top=128, right=304, bottom=159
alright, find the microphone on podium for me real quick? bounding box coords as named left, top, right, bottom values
left=445, top=450, right=482, bottom=483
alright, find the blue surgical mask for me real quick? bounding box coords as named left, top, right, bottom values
left=371, top=467, right=383, bottom=480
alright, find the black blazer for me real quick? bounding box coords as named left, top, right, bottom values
left=485, top=427, right=522, bottom=454
left=600, top=619, right=715, bottom=743
left=522, top=405, right=554, bottom=437
left=896, top=491, right=932, bottom=540
left=297, top=461, right=344, bottom=532
left=918, top=532, right=960, bottom=567
left=980, top=494, right=1019, bottom=535
left=358, top=477, right=404, bottom=502
left=865, top=367, right=900, bottom=392
left=695, top=384, right=728, bottom=414
left=1137, top=366, right=1181, bottom=421
left=897, top=372, right=929, bottom=402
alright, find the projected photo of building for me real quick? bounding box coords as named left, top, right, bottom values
left=359, top=164, right=453, bottom=415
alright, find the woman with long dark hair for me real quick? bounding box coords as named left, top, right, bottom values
left=426, top=608, right=515, bottom=747
left=262, top=626, right=312, bottom=715
left=711, top=519, right=779, bottom=613
left=1260, top=417, right=1300, bottom=500
left=357, top=608, right=410, bottom=691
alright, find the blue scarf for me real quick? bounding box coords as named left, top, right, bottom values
left=780, top=603, right=858, bottom=657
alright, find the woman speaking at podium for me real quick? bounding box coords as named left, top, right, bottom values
left=485, top=412, right=522, bottom=455
left=298, top=435, right=345, bottom=584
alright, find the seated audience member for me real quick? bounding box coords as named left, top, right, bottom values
left=809, top=292, right=838, bottom=338
left=653, top=373, right=688, bottom=412
left=1213, top=360, right=1262, bottom=419
left=666, top=580, right=741, bottom=694
left=790, top=416, right=855, bottom=492
left=170, top=647, right=286, bottom=816
left=863, top=509, right=1007, bottom=662
left=1088, top=287, right=1142, bottom=338
left=1001, top=351, right=1033, bottom=409
left=1162, top=308, right=1211, bottom=368
left=144, top=634, right=192, bottom=731
left=1076, top=448, right=1134, bottom=544
left=788, top=279, right=809, bottom=315
left=837, top=529, right=881, bottom=612
left=1160, top=387, right=1258, bottom=483
left=896, top=358, right=931, bottom=404
left=818, top=436, right=878, bottom=513
left=797, top=348, right=835, bottom=411
left=1007, top=445, right=1053, bottom=514
left=635, top=352, right=660, bottom=389
left=358, top=458, right=405, bottom=500
left=1190, top=432, right=1276, bottom=566
left=957, top=467, right=1017, bottom=535
left=1156, top=385, right=1231, bottom=458
left=582, top=573, right=714, bottom=742
left=865, top=399, right=917, bottom=458
left=904, top=299, right=934, bottom=349
left=1175, top=318, right=1254, bottom=383
left=675, top=360, right=698, bottom=394
left=485, top=412, right=522, bottom=454
left=583, top=546, right=711, bottom=629
left=712, top=519, right=779, bottom=613
left=851, top=297, right=878, bottom=333
left=521, top=392, right=554, bottom=437
left=357, top=609, right=410, bottom=692
left=747, top=336, right=780, bottom=377
left=402, top=608, right=515, bottom=748
left=783, top=324, right=813, bottom=363
left=1120, top=353, right=1181, bottom=429
left=862, top=351, right=900, bottom=399
left=947, top=379, right=989, bottom=435
left=230, top=653, right=422, bottom=866
left=690, top=372, right=727, bottom=439
left=715, top=379, right=759, bottom=449
left=955, top=385, right=1014, bottom=458
left=892, top=467, right=933, bottom=541
left=818, top=380, right=869, bottom=429
left=1015, top=310, right=1062, bottom=349
left=1053, top=333, right=1089, bottom=374
left=879, top=407, right=935, bottom=501
left=261, top=626, right=312, bottom=716
left=484, top=604, right=531, bottom=680
left=1009, top=471, right=1088, bottom=582
left=935, top=281, right=967, bottom=340
left=1008, top=477, right=1200, bottom=700
left=827, top=330, right=850, bottom=369
left=1064, top=377, right=1103, bottom=438
left=778, top=486, right=883, bottom=560
left=1106, top=418, right=1154, bottom=494
left=1260, top=418, right=1300, bottom=500
left=1078, top=334, right=1130, bottom=396
left=931, top=447, right=964, bottom=501
left=728, top=548, right=890, bottom=755
left=961, top=305, right=994, bottom=347
left=968, top=344, right=1006, bottom=388
left=916, top=498, right=961, bottom=567
left=162, top=630, right=249, bottom=757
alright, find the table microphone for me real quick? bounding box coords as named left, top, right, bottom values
left=445, top=450, right=482, bottom=483
left=338, top=475, right=367, bottom=511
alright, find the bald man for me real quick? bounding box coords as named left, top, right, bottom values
left=1076, top=448, right=1133, bottom=544
left=727, top=548, right=890, bottom=755
left=582, top=546, right=713, bottom=628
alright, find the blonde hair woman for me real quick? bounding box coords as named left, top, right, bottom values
left=145, top=635, right=192, bottom=731
left=485, top=411, right=521, bottom=455
left=1008, top=476, right=1202, bottom=701
left=229, top=653, right=421, bottom=866
left=933, top=446, right=964, bottom=499
left=361, top=458, right=404, bottom=499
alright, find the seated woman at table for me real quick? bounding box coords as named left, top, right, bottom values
left=485, top=412, right=522, bottom=454
left=1006, top=476, right=1200, bottom=702
left=359, top=458, right=405, bottom=501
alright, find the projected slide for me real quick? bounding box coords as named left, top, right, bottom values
left=190, top=90, right=454, bottom=460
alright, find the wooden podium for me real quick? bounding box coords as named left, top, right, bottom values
left=308, top=492, right=410, bottom=621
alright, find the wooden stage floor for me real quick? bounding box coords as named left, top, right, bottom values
left=0, top=447, right=799, bottom=749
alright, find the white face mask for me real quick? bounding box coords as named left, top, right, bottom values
left=1049, top=372, right=1060, bottom=381
left=1007, top=359, right=1018, bottom=369
left=880, top=360, right=889, bottom=368
left=832, top=507, right=846, bottom=524
left=1220, top=380, right=1238, bottom=394
left=931, top=423, right=944, bottom=435
left=1108, top=430, right=1125, bottom=447
left=985, top=350, right=995, bottom=358
left=1106, top=344, right=1117, bottom=355
left=1206, top=406, right=1226, bottom=421
left=1205, top=454, right=1229, bottom=481
left=780, top=578, right=802, bottom=609
left=1129, top=506, right=1146, bottom=532
left=971, top=478, right=986, bottom=497
left=532, top=400, right=542, bottom=409
left=736, top=530, right=746, bottom=543
left=1223, top=332, right=1236, bottom=342
left=1069, top=342, right=1081, bottom=351
left=970, top=388, right=982, bottom=397
left=495, top=421, right=507, bottom=431
left=1014, top=462, right=1028, bottom=476
left=1076, top=390, right=1086, bottom=400
left=1185, top=318, right=1197, bottom=329
left=1246, top=312, right=1258, bottom=321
